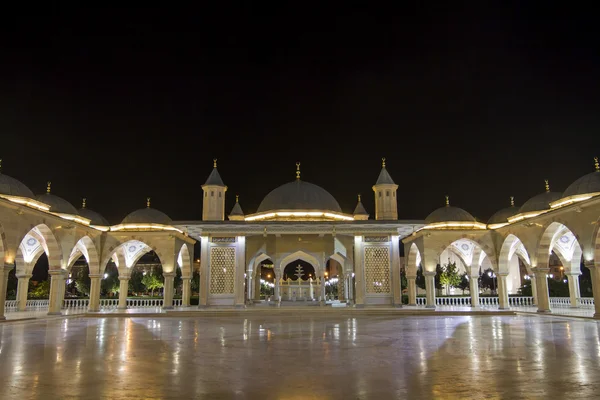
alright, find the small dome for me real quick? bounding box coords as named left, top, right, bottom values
left=78, top=208, right=109, bottom=225
left=425, top=205, right=476, bottom=224
left=563, top=171, right=600, bottom=198
left=519, top=191, right=562, bottom=213
left=488, top=206, right=518, bottom=224
left=122, top=207, right=172, bottom=225
left=0, top=173, right=35, bottom=198
left=36, top=193, right=78, bottom=214
left=257, top=179, right=342, bottom=214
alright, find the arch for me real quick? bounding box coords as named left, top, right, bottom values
left=278, top=250, right=321, bottom=276
left=406, top=243, right=422, bottom=276
left=436, top=236, right=498, bottom=271
left=537, top=222, right=583, bottom=273
left=498, top=234, right=532, bottom=274
left=67, top=236, right=101, bottom=274
left=177, top=243, right=192, bottom=277
left=100, top=236, right=166, bottom=272
left=328, top=253, right=346, bottom=273
left=15, top=224, right=63, bottom=273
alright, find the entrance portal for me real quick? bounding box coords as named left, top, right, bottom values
left=281, top=260, right=318, bottom=302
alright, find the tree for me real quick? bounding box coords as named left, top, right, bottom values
left=101, top=273, right=120, bottom=297
left=142, top=273, right=164, bottom=297
left=30, top=280, right=50, bottom=299
left=479, top=268, right=496, bottom=294
left=128, top=269, right=145, bottom=294
left=74, top=268, right=91, bottom=296
left=440, top=262, right=462, bottom=295
left=416, top=266, right=426, bottom=290
left=400, top=270, right=407, bottom=292
left=457, top=273, right=470, bottom=294
left=434, top=264, right=444, bottom=290
left=190, top=271, right=200, bottom=293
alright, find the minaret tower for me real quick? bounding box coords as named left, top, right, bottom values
left=372, top=157, right=399, bottom=220
left=202, top=159, right=227, bottom=221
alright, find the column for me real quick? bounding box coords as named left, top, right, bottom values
left=391, top=235, right=402, bottom=307
left=117, top=276, right=130, bottom=310
left=424, top=271, right=436, bottom=308
left=182, top=277, right=191, bottom=307
left=354, top=236, right=365, bottom=307
left=16, top=274, right=31, bottom=311
left=246, top=268, right=253, bottom=304
left=497, top=273, right=510, bottom=309
left=88, top=274, right=102, bottom=312
left=565, top=272, right=581, bottom=308
left=586, top=261, right=600, bottom=318
left=533, top=267, right=551, bottom=313
left=0, top=263, right=13, bottom=320
left=469, top=275, right=479, bottom=308
left=234, top=236, right=246, bottom=307
left=346, top=272, right=354, bottom=305
left=254, top=265, right=261, bottom=301
left=48, top=269, right=66, bottom=315
left=530, top=273, right=538, bottom=305
left=274, top=269, right=281, bottom=304
left=198, top=237, right=210, bottom=308
left=163, top=273, right=174, bottom=309
left=407, top=275, right=417, bottom=306
left=320, top=272, right=326, bottom=304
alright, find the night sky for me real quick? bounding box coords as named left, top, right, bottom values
left=2, top=5, right=599, bottom=224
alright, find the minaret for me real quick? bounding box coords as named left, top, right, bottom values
left=372, top=158, right=399, bottom=220
left=202, top=159, right=227, bottom=221
left=353, top=194, right=369, bottom=220
left=228, top=195, right=245, bottom=221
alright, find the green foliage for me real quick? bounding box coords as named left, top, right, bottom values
left=30, top=280, right=50, bottom=299
left=440, top=262, right=462, bottom=289
left=434, top=264, right=444, bottom=290
left=190, top=271, right=200, bottom=293
left=479, top=268, right=496, bottom=293
left=142, top=273, right=164, bottom=296
left=400, top=270, right=407, bottom=291
left=457, top=273, right=470, bottom=294
left=101, top=271, right=120, bottom=296
left=73, top=267, right=91, bottom=296
left=128, top=269, right=146, bottom=294
left=416, top=266, right=426, bottom=290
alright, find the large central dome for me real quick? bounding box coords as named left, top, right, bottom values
left=257, top=180, right=342, bottom=214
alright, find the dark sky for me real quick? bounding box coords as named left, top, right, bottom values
left=1, top=5, right=599, bottom=224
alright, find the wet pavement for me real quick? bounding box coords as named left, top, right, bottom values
left=0, top=315, right=599, bottom=399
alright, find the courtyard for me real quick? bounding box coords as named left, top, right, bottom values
left=1, top=314, right=599, bottom=399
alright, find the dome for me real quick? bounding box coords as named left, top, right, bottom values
left=425, top=205, right=476, bottom=224
left=563, top=171, right=600, bottom=198
left=0, top=173, right=35, bottom=198
left=488, top=206, right=518, bottom=224
left=36, top=193, right=78, bottom=215
left=257, top=179, right=342, bottom=214
left=78, top=208, right=109, bottom=225
left=122, top=207, right=172, bottom=225
left=519, top=191, right=562, bottom=213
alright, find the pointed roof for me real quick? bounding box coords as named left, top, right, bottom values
left=229, top=195, right=244, bottom=216
left=203, top=159, right=226, bottom=186
left=353, top=194, right=368, bottom=215
left=375, top=158, right=396, bottom=185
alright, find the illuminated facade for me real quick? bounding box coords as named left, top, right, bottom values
left=1, top=157, right=600, bottom=318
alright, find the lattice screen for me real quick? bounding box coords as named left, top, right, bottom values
left=365, top=246, right=391, bottom=294
left=210, top=247, right=236, bottom=294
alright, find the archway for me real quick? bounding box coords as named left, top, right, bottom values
left=281, top=259, right=317, bottom=301
left=498, top=234, right=532, bottom=296
left=63, top=236, right=101, bottom=308
left=177, top=244, right=192, bottom=306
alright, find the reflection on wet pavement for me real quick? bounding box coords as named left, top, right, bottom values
left=0, top=315, right=599, bottom=399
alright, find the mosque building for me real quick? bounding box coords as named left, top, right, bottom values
left=0, top=157, right=600, bottom=319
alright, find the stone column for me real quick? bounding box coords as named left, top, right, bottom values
left=391, top=235, right=402, bottom=307
left=565, top=272, right=581, bottom=307
left=320, top=272, right=326, bottom=304
left=533, top=267, right=551, bottom=313
left=343, top=274, right=349, bottom=302
left=424, top=271, right=436, bottom=308
left=354, top=236, right=365, bottom=307
left=182, top=277, right=191, bottom=306
left=254, top=265, right=261, bottom=301
left=530, top=274, right=538, bottom=305
left=246, top=270, right=253, bottom=304
left=48, top=269, right=66, bottom=315
left=162, top=273, right=174, bottom=309
left=198, top=236, right=210, bottom=308
left=274, top=270, right=281, bottom=303
left=0, top=264, right=14, bottom=320
left=469, top=275, right=479, bottom=307
left=586, top=261, right=600, bottom=318
left=497, top=273, right=510, bottom=309
left=407, top=275, right=417, bottom=306
left=234, top=236, right=246, bottom=308
left=117, top=276, right=130, bottom=310
left=16, top=274, right=31, bottom=311
left=88, top=274, right=102, bottom=312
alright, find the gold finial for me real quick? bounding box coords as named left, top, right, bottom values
left=82, top=198, right=87, bottom=208
left=382, top=157, right=386, bottom=168
left=510, top=196, right=514, bottom=206
left=213, top=159, right=217, bottom=168
left=236, top=194, right=239, bottom=203
left=358, top=194, right=361, bottom=202
left=595, top=157, right=599, bottom=172
left=146, top=197, right=151, bottom=208
left=296, top=162, right=301, bottom=179
left=46, top=181, right=51, bottom=194
left=445, top=195, right=449, bottom=206
left=545, top=179, right=550, bottom=192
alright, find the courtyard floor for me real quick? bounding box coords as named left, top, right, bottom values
left=1, top=314, right=599, bottom=399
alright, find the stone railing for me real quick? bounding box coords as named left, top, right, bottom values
left=63, top=299, right=90, bottom=309
left=414, top=296, right=535, bottom=307
left=549, top=297, right=571, bottom=307
left=577, top=297, right=595, bottom=308
left=508, top=297, right=535, bottom=306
